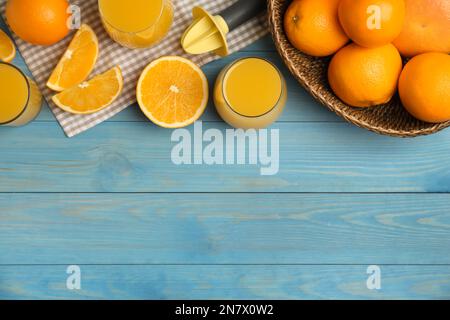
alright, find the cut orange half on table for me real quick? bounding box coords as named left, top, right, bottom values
left=47, top=24, right=99, bottom=92
left=52, top=66, right=123, bottom=115
left=137, top=56, right=209, bottom=128
left=0, top=29, right=16, bottom=62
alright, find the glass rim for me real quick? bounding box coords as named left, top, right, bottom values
left=221, top=56, right=285, bottom=119
left=98, top=0, right=167, bottom=35
left=0, top=61, right=31, bottom=126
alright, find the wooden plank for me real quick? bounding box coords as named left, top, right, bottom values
left=241, top=35, right=278, bottom=52
left=1, top=265, right=449, bottom=299
left=1, top=193, right=449, bottom=264
left=1, top=122, right=450, bottom=192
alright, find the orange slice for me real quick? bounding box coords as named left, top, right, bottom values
left=0, top=29, right=16, bottom=62
left=47, top=24, right=98, bottom=92
left=137, top=56, right=209, bottom=128
left=52, top=66, right=123, bottom=115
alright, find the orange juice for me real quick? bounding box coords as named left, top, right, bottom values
left=98, top=0, right=174, bottom=49
left=0, top=62, right=42, bottom=126
left=214, top=57, right=287, bottom=129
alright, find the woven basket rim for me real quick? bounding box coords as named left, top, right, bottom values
left=267, top=0, right=450, bottom=137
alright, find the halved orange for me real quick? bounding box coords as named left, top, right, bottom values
left=0, top=29, right=16, bottom=62
left=52, top=66, right=123, bottom=114
left=137, top=56, right=209, bottom=128
left=47, top=24, right=98, bottom=92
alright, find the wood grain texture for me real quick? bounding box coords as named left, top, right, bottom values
left=1, top=122, right=450, bottom=192
left=1, top=193, right=449, bottom=265
left=1, top=17, right=450, bottom=300
left=1, top=265, right=449, bottom=300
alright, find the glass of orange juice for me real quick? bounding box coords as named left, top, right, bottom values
left=0, top=62, right=42, bottom=127
left=214, top=57, right=287, bottom=129
left=98, top=0, right=174, bottom=49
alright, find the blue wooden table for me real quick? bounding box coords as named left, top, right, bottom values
left=1, top=18, right=450, bottom=300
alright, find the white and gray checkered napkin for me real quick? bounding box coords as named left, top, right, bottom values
left=0, top=0, right=268, bottom=137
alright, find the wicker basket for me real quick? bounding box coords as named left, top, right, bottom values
left=268, top=0, right=450, bottom=137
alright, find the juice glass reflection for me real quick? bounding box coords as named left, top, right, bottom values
left=214, top=57, right=287, bottom=129
left=98, top=0, right=174, bottom=49
left=0, top=62, right=42, bottom=127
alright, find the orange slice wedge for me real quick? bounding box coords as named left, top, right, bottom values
left=47, top=24, right=98, bottom=92
left=52, top=66, right=123, bottom=115
left=0, top=29, right=16, bottom=62
left=137, top=56, right=209, bottom=128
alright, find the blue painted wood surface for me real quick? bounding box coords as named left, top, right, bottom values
left=1, top=17, right=450, bottom=300
left=2, top=265, right=450, bottom=300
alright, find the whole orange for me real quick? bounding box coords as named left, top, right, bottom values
left=338, top=0, right=406, bottom=48
left=284, top=0, right=348, bottom=57
left=399, top=53, right=450, bottom=123
left=393, top=0, right=450, bottom=57
left=328, top=43, right=403, bottom=108
left=6, top=0, right=70, bottom=46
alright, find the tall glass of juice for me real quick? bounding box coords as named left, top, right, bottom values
left=0, top=62, right=42, bottom=127
left=98, top=0, right=174, bottom=49
left=214, top=57, right=287, bottom=129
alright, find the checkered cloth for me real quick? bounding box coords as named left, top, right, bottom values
left=0, top=0, right=267, bottom=137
